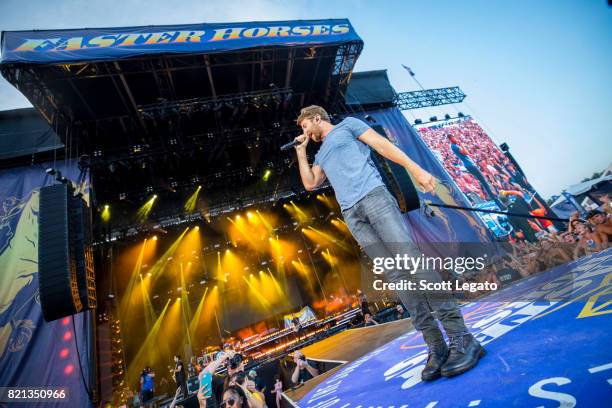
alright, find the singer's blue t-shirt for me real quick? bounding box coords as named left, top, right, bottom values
left=313, top=117, right=384, bottom=210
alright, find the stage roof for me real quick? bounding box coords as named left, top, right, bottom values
left=345, top=70, right=397, bottom=106
left=0, top=107, right=63, bottom=161
left=0, top=19, right=363, bottom=154
left=0, top=19, right=366, bottom=231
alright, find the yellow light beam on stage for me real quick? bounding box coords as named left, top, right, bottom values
left=322, top=248, right=337, bottom=267
left=262, top=169, right=272, bottom=182
left=259, top=270, right=284, bottom=303
left=184, top=185, right=202, bottom=213
left=139, top=273, right=156, bottom=332
left=323, top=248, right=350, bottom=293
left=179, top=264, right=193, bottom=349
left=177, top=226, right=201, bottom=262
left=227, top=216, right=259, bottom=249
left=119, top=239, right=147, bottom=319
left=242, top=276, right=272, bottom=309
left=316, top=193, right=338, bottom=210
left=265, top=269, right=284, bottom=297
left=126, top=298, right=170, bottom=388
left=179, top=263, right=192, bottom=322
left=289, top=200, right=309, bottom=223
left=149, top=227, right=189, bottom=284
left=331, top=218, right=351, bottom=235
left=156, top=297, right=184, bottom=363
left=256, top=210, right=273, bottom=234
left=101, top=204, right=110, bottom=222
left=290, top=201, right=306, bottom=217
left=222, top=249, right=249, bottom=284
left=268, top=235, right=289, bottom=282
left=283, top=202, right=308, bottom=224
left=188, top=287, right=209, bottom=339
left=305, top=226, right=351, bottom=252
left=136, top=194, right=157, bottom=223
left=216, top=251, right=224, bottom=284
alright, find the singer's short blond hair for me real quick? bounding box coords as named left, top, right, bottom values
left=296, top=105, right=330, bottom=126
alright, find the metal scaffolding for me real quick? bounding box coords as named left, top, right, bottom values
left=394, top=86, right=465, bottom=110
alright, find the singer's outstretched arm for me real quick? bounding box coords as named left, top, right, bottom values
left=294, top=134, right=326, bottom=191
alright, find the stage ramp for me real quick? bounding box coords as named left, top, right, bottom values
left=288, top=249, right=612, bottom=407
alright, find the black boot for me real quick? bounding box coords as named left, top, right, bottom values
left=421, top=342, right=449, bottom=381
left=441, top=333, right=485, bottom=377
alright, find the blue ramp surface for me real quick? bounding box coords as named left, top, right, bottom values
left=300, top=249, right=612, bottom=407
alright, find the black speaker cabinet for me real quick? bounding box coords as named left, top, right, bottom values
left=38, top=183, right=96, bottom=322
left=370, top=124, right=420, bottom=213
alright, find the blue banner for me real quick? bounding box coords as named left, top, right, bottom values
left=0, top=161, right=94, bottom=407
left=1, top=19, right=360, bottom=64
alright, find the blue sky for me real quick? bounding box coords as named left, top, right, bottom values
left=0, top=0, right=610, bottom=198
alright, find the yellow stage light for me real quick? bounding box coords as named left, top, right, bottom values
left=101, top=205, right=111, bottom=222
left=184, top=186, right=201, bottom=213
left=136, top=195, right=158, bottom=223
left=263, top=169, right=272, bottom=181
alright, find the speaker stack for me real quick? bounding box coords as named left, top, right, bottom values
left=38, top=183, right=96, bottom=322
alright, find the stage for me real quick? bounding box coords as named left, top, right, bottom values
left=285, top=249, right=612, bottom=407
left=284, top=318, right=412, bottom=402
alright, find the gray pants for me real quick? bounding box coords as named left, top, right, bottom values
left=342, top=186, right=468, bottom=345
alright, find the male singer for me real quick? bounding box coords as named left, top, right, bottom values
left=292, top=105, right=485, bottom=380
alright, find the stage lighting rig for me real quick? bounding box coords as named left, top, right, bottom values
left=138, top=87, right=293, bottom=118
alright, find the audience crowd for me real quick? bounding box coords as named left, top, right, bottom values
left=418, top=118, right=532, bottom=208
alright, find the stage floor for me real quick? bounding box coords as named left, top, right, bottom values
left=284, top=319, right=413, bottom=402
left=286, top=248, right=612, bottom=407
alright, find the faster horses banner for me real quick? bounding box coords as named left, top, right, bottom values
left=1, top=19, right=360, bottom=64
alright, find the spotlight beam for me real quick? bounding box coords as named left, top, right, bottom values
left=149, top=227, right=189, bottom=285
left=242, top=276, right=272, bottom=309
left=184, top=186, right=201, bottom=213
left=119, top=239, right=147, bottom=319
left=136, top=195, right=157, bottom=223
left=188, top=287, right=209, bottom=339
left=126, top=299, right=170, bottom=388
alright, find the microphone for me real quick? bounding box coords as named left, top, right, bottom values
left=280, top=139, right=300, bottom=151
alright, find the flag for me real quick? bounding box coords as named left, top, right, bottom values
left=402, top=64, right=415, bottom=76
